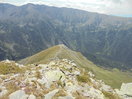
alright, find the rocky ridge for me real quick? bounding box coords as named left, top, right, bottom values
left=0, top=59, right=131, bottom=99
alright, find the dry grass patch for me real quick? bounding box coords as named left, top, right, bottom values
left=35, top=71, right=42, bottom=79
left=0, top=62, right=22, bottom=75
left=0, top=95, right=9, bottom=99
left=72, top=91, right=87, bottom=99
left=54, top=89, right=67, bottom=98
left=57, top=80, right=65, bottom=88
left=5, top=82, right=20, bottom=94
left=102, top=91, right=120, bottom=99
left=77, top=73, right=90, bottom=83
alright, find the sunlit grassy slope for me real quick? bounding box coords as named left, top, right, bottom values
left=19, top=44, right=132, bottom=89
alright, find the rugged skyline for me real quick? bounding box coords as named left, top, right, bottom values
left=0, top=0, right=132, bottom=17
left=0, top=3, right=132, bottom=70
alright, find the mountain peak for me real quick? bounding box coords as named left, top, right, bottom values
left=19, top=44, right=73, bottom=65
left=58, top=44, right=67, bottom=47
left=58, top=44, right=69, bottom=49
left=23, top=3, right=35, bottom=6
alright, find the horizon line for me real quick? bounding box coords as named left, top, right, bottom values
left=0, top=2, right=132, bottom=18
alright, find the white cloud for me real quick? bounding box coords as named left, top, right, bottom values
left=0, top=0, right=132, bottom=16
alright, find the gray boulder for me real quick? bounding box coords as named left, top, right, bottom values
left=9, top=90, right=28, bottom=99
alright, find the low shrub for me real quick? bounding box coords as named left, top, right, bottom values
left=77, top=74, right=90, bottom=83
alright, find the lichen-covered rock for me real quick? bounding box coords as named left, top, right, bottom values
left=116, top=83, right=132, bottom=99
left=44, top=89, right=59, bottom=99
left=9, top=90, right=28, bottom=99
left=28, top=94, right=36, bottom=99
left=0, top=86, right=8, bottom=97
left=0, top=59, right=125, bottom=99
left=58, top=95, right=75, bottom=99
left=88, top=87, right=104, bottom=99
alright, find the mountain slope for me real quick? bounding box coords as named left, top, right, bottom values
left=19, top=45, right=132, bottom=89
left=0, top=3, right=132, bottom=70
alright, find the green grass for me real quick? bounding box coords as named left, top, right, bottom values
left=75, top=52, right=132, bottom=89
left=19, top=44, right=132, bottom=89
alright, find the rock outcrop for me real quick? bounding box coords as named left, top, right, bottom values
left=116, top=83, right=132, bottom=99
left=0, top=59, right=130, bottom=99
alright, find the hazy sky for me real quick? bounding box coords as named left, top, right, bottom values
left=0, top=0, right=132, bottom=17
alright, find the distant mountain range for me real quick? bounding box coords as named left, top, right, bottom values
left=0, top=3, right=132, bottom=70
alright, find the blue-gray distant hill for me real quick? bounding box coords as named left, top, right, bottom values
left=0, top=3, right=132, bottom=70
